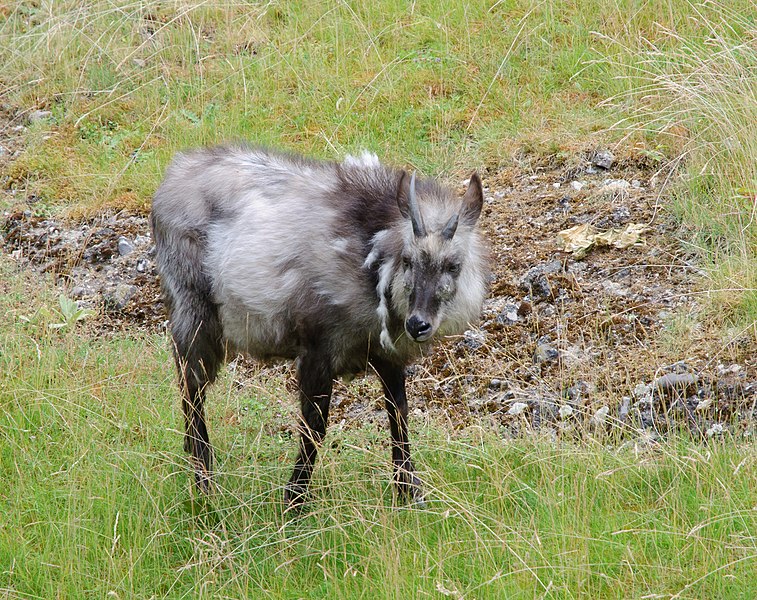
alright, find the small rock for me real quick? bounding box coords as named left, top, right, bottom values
left=619, top=396, right=631, bottom=421
left=558, top=405, right=573, bottom=419
left=654, top=372, right=698, bottom=396
left=496, top=303, right=520, bottom=325
left=28, top=110, right=52, bottom=124
left=566, top=380, right=593, bottom=403
left=611, top=205, right=631, bottom=224
left=633, top=382, right=652, bottom=398
left=136, top=258, right=148, bottom=273
left=706, top=423, right=724, bottom=437
left=533, top=343, right=558, bottom=364
left=662, top=361, right=690, bottom=374
left=117, top=237, right=135, bottom=256
left=459, top=329, right=485, bottom=350
left=488, top=378, right=502, bottom=390
left=592, top=149, right=614, bottom=170
left=519, top=259, right=562, bottom=301
left=103, top=283, right=137, bottom=310
left=601, top=178, right=630, bottom=192
left=592, top=405, right=610, bottom=424
left=570, top=181, right=585, bottom=191
left=631, top=179, right=641, bottom=189
left=508, top=402, right=528, bottom=416
left=717, top=363, right=742, bottom=376
left=695, top=397, right=713, bottom=411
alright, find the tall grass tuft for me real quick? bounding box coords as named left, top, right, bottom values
left=600, top=0, right=756, bottom=334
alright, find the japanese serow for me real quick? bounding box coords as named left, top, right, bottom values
left=150, top=146, right=489, bottom=506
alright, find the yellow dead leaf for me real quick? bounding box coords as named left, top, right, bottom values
left=556, top=223, right=646, bottom=258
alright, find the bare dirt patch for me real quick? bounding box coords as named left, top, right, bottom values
left=2, top=146, right=755, bottom=441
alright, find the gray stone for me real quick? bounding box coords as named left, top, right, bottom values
left=592, top=149, right=615, bottom=170
left=519, top=259, right=562, bottom=301
left=103, top=283, right=137, bottom=310
left=654, top=372, right=698, bottom=396
left=117, top=236, right=135, bottom=256
left=28, top=110, right=52, bottom=123
left=496, top=303, right=520, bottom=325
left=459, top=329, right=485, bottom=350
left=533, top=343, right=559, bottom=364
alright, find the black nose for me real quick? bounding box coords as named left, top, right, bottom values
left=406, top=316, right=432, bottom=339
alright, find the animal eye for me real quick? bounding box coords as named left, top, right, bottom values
left=402, top=256, right=412, bottom=270
left=446, top=262, right=461, bottom=275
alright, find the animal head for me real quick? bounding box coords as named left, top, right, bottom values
left=391, top=171, right=486, bottom=344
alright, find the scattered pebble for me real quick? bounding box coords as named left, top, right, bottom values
left=592, top=149, right=615, bottom=170
left=28, top=110, right=52, bottom=124
left=103, top=283, right=138, bottom=311
left=600, top=178, right=631, bottom=192
left=519, top=259, right=562, bottom=301
left=695, top=397, right=713, bottom=411
left=508, top=402, right=528, bottom=416
left=117, top=236, right=135, bottom=256
left=592, top=405, right=610, bottom=424
left=533, top=342, right=559, bottom=364
left=654, top=372, right=698, bottom=396
left=706, top=423, right=724, bottom=437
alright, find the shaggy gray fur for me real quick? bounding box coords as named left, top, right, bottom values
left=151, top=144, right=488, bottom=505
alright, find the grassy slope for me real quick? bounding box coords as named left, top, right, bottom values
left=0, top=0, right=740, bottom=209
left=1, top=273, right=755, bottom=599
left=1, top=1, right=756, bottom=598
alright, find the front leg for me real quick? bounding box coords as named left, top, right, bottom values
left=372, top=358, right=424, bottom=504
left=285, top=349, right=333, bottom=508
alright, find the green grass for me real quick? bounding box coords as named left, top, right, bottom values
left=1, top=264, right=756, bottom=599
left=1, top=2, right=756, bottom=597
left=0, top=0, right=748, bottom=207
left=595, top=0, right=757, bottom=331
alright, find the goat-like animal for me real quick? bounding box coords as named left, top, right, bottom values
left=150, top=146, right=488, bottom=505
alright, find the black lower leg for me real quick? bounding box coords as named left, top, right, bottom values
left=373, top=359, right=423, bottom=502
left=182, top=379, right=213, bottom=491
left=285, top=351, right=333, bottom=507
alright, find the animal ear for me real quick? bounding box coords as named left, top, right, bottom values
left=460, top=172, right=483, bottom=226
left=396, top=170, right=427, bottom=237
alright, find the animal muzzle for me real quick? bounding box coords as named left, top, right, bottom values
left=405, top=315, right=433, bottom=342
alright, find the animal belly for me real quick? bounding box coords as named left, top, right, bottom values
left=218, top=302, right=300, bottom=360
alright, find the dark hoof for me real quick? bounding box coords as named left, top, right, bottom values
left=193, top=470, right=214, bottom=494
left=396, top=473, right=425, bottom=506
left=283, top=483, right=309, bottom=510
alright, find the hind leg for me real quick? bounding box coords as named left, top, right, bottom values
left=172, top=312, right=223, bottom=492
